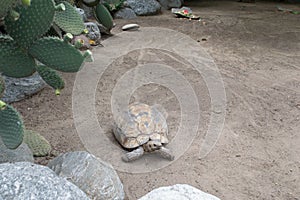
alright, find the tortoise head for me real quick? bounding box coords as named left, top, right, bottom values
left=143, top=140, right=162, bottom=152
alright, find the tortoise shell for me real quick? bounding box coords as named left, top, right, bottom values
left=113, top=102, right=169, bottom=149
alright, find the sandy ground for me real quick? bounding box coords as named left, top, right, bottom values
left=13, top=1, right=300, bottom=199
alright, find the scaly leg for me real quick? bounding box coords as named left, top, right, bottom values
left=122, top=146, right=144, bottom=162
left=156, top=147, right=175, bottom=161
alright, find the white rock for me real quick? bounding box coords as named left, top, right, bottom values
left=138, top=184, right=220, bottom=200
left=0, top=162, right=89, bottom=200
left=122, top=24, right=140, bottom=31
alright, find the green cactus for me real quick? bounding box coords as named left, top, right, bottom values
left=0, top=101, right=24, bottom=149
left=0, top=35, right=36, bottom=78
left=0, top=76, right=5, bottom=98
left=21, top=0, right=31, bottom=6
left=81, top=0, right=100, bottom=7
left=35, top=65, right=65, bottom=95
left=1, top=0, right=93, bottom=93
left=94, top=3, right=114, bottom=31
left=55, top=0, right=75, bottom=5
left=0, top=0, right=19, bottom=18
left=23, top=130, right=52, bottom=156
left=54, top=1, right=85, bottom=35
left=29, top=37, right=88, bottom=72
left=0, top=0, right=95, bottom=151
left=4, top=0, right=65, bottom=48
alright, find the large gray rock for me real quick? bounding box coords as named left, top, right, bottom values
left=48, top=151, right=125, bottom=200
left=126, top=0, right=161, bottom=16
left=0, top=162, right=90, bottom=200
left=114, top=7, right=137, bottom=19
left=158, top=0, right=183, bottom=10
left=1, top=73, right=46, bottom=103
left=138, top=184, right=220, bottom=200
left=0, top=140, right=34, bottom=164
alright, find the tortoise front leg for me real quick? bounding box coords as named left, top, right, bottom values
left=156, top=147, right=175, bottom=161
left=122, top=146, right=144, bottom=162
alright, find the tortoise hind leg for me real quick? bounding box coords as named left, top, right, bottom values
left=122, top=146, right=144, bottom=162
left=157, top=147, right=175, bottom=161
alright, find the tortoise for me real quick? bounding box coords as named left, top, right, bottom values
left=113, top=102, right=174, bottom=162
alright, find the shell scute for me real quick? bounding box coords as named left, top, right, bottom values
left=113, top=103, right=169, bottom=149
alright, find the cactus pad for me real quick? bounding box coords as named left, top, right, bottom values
left=0, top=102, right=24, bottom=149
left=36, top=65, right=65, bottom=92
left=55, top=0, right=75, bottom=5
left=4, top=0, right=57, bottom=48
left=82, top=0, right=100, bottom=7
left=0, top=76, right=5, bottom=98
left=23, top=130, right=51, bottom=156
left=0, top=35, right=36, bottom=78
left=0, top=0, right=19, bottom=18
left=94, top=3, right=114, bottom=31
left=29, top=37, right=86, bottom=72
left=54, top=1, right=85, bottom=35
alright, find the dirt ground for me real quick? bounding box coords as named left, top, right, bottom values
left=13, top=0, right=300, bottom=199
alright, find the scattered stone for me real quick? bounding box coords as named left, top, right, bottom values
left=122, top=23, right=140, bottom=31
left=0, top=162, right=89, bottom=200
left=80, top=3, right=95, bottom=19
left=0, top=139, right=34, bottom=164
left=114, top=7, right=137, bottom=19
left=76, top=7, right=87, bottom=22
left=138, top=184, right=220, bottom=200
left=1, top=73, right=46, bottom=103
left=85, top=22, right=101, bottom=41
left=48, top=151, right=125, bottom=200
left=158, top=0, right=183, bottom=10
left=126, top=0, right=161, bottom=16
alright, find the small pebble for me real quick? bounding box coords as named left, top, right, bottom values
left=122, top=24, right=140, bottom=31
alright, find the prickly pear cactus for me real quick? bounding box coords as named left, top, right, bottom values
left=81, top=0, right=100, bottom=7
left=0, top=0, right=94, bottom=151
left=0, top=102, right=24, bottom=149
left=0, top=35, right=36, bottom=78
left=23, top=130, right=52, bottom=156
left=0, top=0, right=19, bottom=18
left=35, top=65, right=65, bottom=95
left=55, top=0, right=75, bottom=5
left=4, top=0, right=64, bottom=48
left=29, top=37, right=88, bottom=72
left=94, top=3, right=114, bottom=31
left=54, top=1, right=85, bottom=35
left=0, top=76, right=5, bottom=98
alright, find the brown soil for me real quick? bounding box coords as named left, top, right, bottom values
left=13, top=1, right=300, bottom=199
